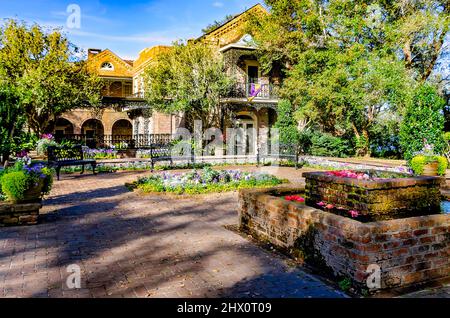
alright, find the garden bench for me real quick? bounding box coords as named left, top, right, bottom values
left=150, top=143, right=174, bottom=171
left=47, top=145, right=97, bottom=181
left=258, top=142, right=304, bottom=169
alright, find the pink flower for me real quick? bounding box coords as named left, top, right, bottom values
left=317, top=201, right=326, bottom=207
left=349, top=210, right=360, bottom=218
left=325, top=204, right=335, bottom=210
left=285, top=195, right=305, bottom=203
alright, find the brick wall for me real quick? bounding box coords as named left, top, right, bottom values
left=0, top=202, right=42, bottom=226
left=239, top=188, right=450, bottom=291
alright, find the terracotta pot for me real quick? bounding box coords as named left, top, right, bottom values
left=422, top=161, right=439, bottom=176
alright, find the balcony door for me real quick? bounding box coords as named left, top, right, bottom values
left=247, top=66, right=259, bottom=84
left=235, top=115, right=256, bottom=156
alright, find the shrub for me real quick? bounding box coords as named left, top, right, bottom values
left=0, top=171, right=28, bottom=200
left=0, top=161, right=54, bottom=201
left=274, top=100, right=300, bottom=145
left=36, top=135, right=58, bottom=155
left=308, top=131, right=353, bottom=158
left=399, top=84, right=446, bottom=161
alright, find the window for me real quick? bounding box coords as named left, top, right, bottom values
left=124, top=83, right=132, bottom=96
left=101, top=62, right=114, bottom=70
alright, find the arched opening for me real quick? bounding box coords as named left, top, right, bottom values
left=54, top=118, right=74, bottom=139
left=112, top=119, right=132, bottom=137
left=82, top=119, right=104, bottom=148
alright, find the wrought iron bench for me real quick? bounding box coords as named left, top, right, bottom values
left=150, top=143, right=174, bottom=171
left=47, top=145, right=97, bottom=180
left=258, top=142, right=304, bottom=169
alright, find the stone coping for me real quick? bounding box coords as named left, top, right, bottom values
left=303, top=171, right=443, bottom=189
left=0, top=201, right=42, bottom=213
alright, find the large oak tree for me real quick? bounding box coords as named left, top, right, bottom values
left=0, top=19, right=102, bottom=135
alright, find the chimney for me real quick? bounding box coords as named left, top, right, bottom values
left=88, top=49, right=102, bottom=59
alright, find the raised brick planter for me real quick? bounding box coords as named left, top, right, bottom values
left=0, top=202, right=42, bottom=226
left=239, top=187, right=449, bottom=292
left=303, top=171, right=443, bottom=221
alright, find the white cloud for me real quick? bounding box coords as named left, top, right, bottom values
left=212, top=2, right=224, bottom=8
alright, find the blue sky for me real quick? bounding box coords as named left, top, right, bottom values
left=0, top=0, right=261, bottom=59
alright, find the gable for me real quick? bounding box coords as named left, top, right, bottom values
left=87, top=49, right=134, bottom=78
left=199, top=3, right=268, bottom=48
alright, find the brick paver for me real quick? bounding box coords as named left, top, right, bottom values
left=0, top=167, right=346, bottom=298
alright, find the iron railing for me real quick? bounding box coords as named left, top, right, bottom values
left=55, top=134, right=173, bottom=149
left=225, top=82, right=279, bottom=100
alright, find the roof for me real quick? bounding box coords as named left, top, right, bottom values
left=196, top=3, right=268, bottom=47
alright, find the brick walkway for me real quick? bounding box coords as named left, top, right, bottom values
left=0, top=168, right=346, bottom=298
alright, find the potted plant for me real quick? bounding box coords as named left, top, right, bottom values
left=36, top=134, right=58, bottom=158
left=0, top=157, right=53, bottom=204
left=410, top=140, right=448, bottom=176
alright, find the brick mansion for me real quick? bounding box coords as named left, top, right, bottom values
left=56, top=4, right=281, bottom=153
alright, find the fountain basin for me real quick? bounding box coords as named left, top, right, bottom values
left=303, top=171, right=443, bottom=221
left=239, top=187, right=449, bottom=292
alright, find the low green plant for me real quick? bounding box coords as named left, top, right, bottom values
left=0, top=171, right=28, bottom=200
left=410, top=155, right=448, bottom=176
left=338, top=277, right=352, bottom=292
left=0, top=160, right=54, bottom=201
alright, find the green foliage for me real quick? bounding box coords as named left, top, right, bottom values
left=274, top=100, right=300, bottom=145
left=36, top=138, right=58, bottom=155
left=143, top=41, right=235, bottom=129
left=249, top=0, right=449, bottom=157
left=338, top=277, right=352, bottom=292
left=0, top=83, right=25, bottom=163
left=202, top=14, right=236, bottom=34
left=410, top=155, right=448, bottom=176
left=0, top=19, right=102, bottom=134
left=0, top=171, right=28, bottom=200
left=0, top=161, right=54, bottom=201
left=436, top=156, right=448, bottom=176
left=136, top=168, right=284, bottom=195
left=400, top=84, right=446, bottom=161
left=307, top=131, right=353, bottom=158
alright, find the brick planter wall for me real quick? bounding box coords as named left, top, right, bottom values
left=303, top=172, right=443, bottom=221
left=0, top=202, right=42, bottom=226
left=239, top=188, right=450, bottom=291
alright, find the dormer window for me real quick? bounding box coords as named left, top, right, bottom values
left=101, top=62, right=114, bottom=70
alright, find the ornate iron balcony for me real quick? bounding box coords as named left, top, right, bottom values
left=223, top=82, right=279, bottom=101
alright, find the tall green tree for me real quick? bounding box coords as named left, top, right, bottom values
left=249, top=0, right=448, bottom=157
left=143, top=41, right=235, bottom=129
left=0, top=83, right=25, bottom=165
left=400, top=84, right=446, bottom=161
left=274, top=99, right=300, bottom=145
left=0, top=20, right=102, bottom=135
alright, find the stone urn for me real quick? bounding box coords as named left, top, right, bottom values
left=422, top=160, right=439, bottom=176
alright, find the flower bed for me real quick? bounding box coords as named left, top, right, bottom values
left=132, top=167, right=284, bottom=195
left=301, top=157, right=410, bottom=174
left=83, top=148, right=118, bottom=160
